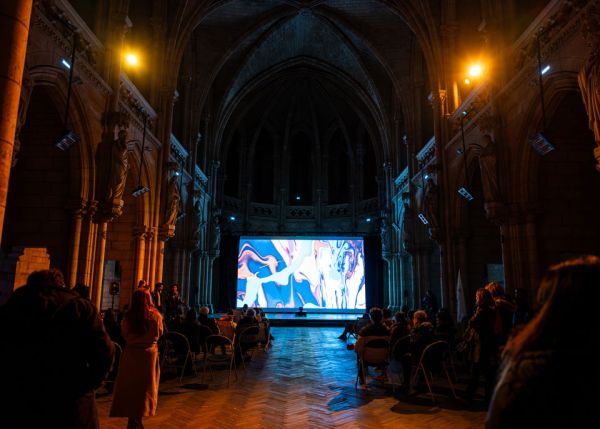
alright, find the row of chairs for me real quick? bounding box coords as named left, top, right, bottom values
left=356, top=336, right=457, bottom=403
left=159, top=324, right=267, bottom=386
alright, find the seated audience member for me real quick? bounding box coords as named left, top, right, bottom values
left=338, top=312, right=370, bottom=340
left=354, top=307, right=390, bottom=387
left=410, top=310, right=435, bottom=358
left=182, top=308, right=211, bottom=355
left=234, top=309, right=260, bottom=362
left=389, top=311, right=410, bottom=349
left=295, top=306, right=308, bottom=317
left=168, top=305, right=187, bottom=332
left=198, top=306, right=219, bottom=334
left=400, top=310, right=435, bottom=391
left=434, top=307, right=457, bottom=345
left=104, top=308, right=125, bottom=347
left=382, top=307, right=394, bottom=329
left=486, top=256, right=600, bottom=429
left=0, top=269, right=114, bottom=429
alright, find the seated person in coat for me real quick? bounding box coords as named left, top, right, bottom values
left=354, top=307, right=390, bottom=387
left=234, top=309, right=259, bottom=362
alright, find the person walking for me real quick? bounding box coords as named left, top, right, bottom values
left=110, top=289, right=164, bottom=429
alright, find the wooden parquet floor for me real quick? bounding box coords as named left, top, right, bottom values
left=97, top=327, right=486, bottom=428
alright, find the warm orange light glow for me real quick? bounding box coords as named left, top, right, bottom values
left=464, top=78, right=471, bottom=85
left=124, top=52, right=140, bottom=67
left=468, top=63, right=483, bottom=78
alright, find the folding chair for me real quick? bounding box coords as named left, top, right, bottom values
left=355, top=337, right=390, bottom=390
left=257, top=320, right=271, bottom=351
left=234, top=325, right=260, bottom=370
left=204, top=334, right=237, bottom=387
left=160, top=331, right=197, bottom=383
left=411, top=340, right=458, bottom=403
left=389, top=335, right=412, bottom=391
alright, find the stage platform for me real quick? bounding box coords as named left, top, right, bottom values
left=264, top=312, right=361, bottom=327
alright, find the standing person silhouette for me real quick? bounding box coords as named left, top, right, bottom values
left=110, top=289, right=164, bottom=429
left=0, top=269, right=114, bottom=429
left=486, top=256, right=600, bottom=428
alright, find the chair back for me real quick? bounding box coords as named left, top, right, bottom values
left=163, top=331, right=190, bottom=353
left=160, top=331, right=195, bottom=382
left=360, top=337, right=390, bottom=365
left=257, top=320, right=269, bottom=342
left=205, top=334, right=233, bottom=354
left=391, top=335, right=412, bottom=361
left=417, top=340, right=449, bottom=373
left=216, top=319, right=235, bottom=340
left=237, top=325, right=260, bottom=346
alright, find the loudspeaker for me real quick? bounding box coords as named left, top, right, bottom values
left=109, top=282, right=120, bottom=296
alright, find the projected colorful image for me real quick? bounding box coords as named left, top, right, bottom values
left=237, top=238, right=366, bottom=310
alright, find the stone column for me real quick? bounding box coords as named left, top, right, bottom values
left=156, top=226, right=173, bottom=289
left=133, top=226, right=148, bottom=283
left=206, top=252, right=217, bottom=311
left=191, top=250, right=202, bottom=308
left=92, top=223, right=108, bottom=309
left=84, top=222, right=97, bottom=287
left=67, top=205, right=85, bottom=288
left=145, top=228, right=155, bottom=283
left=0, top=0, right=33, bottom=244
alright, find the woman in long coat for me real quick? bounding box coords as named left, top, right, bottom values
left=110, top=289, right=163, bottom=429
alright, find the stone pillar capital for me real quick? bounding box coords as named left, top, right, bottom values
left=158, top=225, right=175, bottom=241
left=133, top=225, right=151, bottom=239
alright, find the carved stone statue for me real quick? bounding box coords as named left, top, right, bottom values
left=423, top=178, right=439, bottom=240
left=210, top=214, right=221, bottom=251
left=401, top=202, right=415, bottom=252
left=106, top=129, right=129, bottom=202
left=164, top=175, right=181, bottom=227
left=191, top=199, right=202, bottom=245
left=478, top=135, right=501, bottom=203
left=380, top=216, right=390, bottom=253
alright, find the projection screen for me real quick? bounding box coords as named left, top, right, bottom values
left=237, top=237, right=366, bottom=310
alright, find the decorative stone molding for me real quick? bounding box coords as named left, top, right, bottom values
left=394, top=168, right=409, bottom=191
left=416, top=136, right=436, bottom=163
left=195, top=165, right=209, bottom=189
left=119, top=73, right=158, bottom=124
left=32, top=1, right=111, bottom=95
left=170, top=134, right=189, bottom=165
